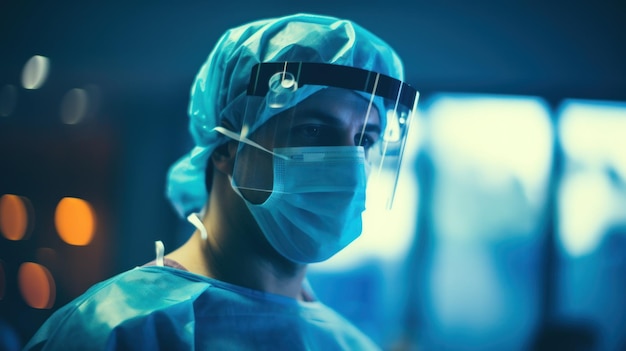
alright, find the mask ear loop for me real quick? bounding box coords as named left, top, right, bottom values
left=213, top=126, right=288, bottom=160
left=187, top=212, right=208, bottom=241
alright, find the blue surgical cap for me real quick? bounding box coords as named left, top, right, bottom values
left=166, top=13, right=406, bottom=218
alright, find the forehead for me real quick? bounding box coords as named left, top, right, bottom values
left=274, top=87, right=382, bottom=126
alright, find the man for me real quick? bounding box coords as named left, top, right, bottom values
left=24, top=13, right=418, bottom=350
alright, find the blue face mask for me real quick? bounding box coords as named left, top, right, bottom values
left=231, top=145, right=368, bottom=263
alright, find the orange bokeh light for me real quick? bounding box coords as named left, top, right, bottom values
left=0, top=194, right=33, bottom=241
left=54, top=197, right=96, bottom=246
left=18, top=262, right=56, bottom=309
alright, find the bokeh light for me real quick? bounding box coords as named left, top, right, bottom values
left=54, top=197, right=96, bottom=246
left=0, top=84, right=18, bottom=117
left=558, top=171, right=612, bottom=256
left=21, top=55, right=50, bottom=90
left=559, top=100, right=626, bottom=181
left=428, top=94, right=553, bottom=208
left=18, top=262, right=56, bottom=309
left=60, top=88, right=89, bottom=124
left=557, top=99, right=626, bottom=257
left=0, top=194, right=34, bottom=241
left=426, top=94, right=553, bottom=242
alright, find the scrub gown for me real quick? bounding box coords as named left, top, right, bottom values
left=24, top=260, right=380, bottom=350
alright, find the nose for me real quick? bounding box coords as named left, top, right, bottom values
left=341, top=132, right=357, bottom=147
left=338, top=128, right=362, bottom=147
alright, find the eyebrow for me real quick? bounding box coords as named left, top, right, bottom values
left=295, top=110, right=382, bottom=136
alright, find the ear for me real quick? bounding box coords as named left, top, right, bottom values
left=212, top=119, right=240, bottom=175
left=211, top=140, right=237, bottom=175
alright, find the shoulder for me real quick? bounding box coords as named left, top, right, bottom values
left=24, top=267, right=380, bottom=350
left=23, top=267, right=209, bottom=350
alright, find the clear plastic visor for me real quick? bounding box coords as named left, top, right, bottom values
left=224, top=62, right=419, bottom=209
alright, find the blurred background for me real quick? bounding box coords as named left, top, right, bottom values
left=1, top=1, right=625, bottom=350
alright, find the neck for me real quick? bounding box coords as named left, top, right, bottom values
left=168, top=175, right=307, bottom=300
left=201, top=222, right=308, bottom=299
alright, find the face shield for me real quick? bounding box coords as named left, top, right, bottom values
left=218, top=62, right=419, bottom=210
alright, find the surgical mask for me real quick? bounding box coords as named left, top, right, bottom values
left=217, top=126, right=368, bottom=263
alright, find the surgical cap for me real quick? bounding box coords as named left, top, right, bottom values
left=167, top=13, right=406, bottom=218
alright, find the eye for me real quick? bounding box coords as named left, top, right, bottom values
left=291, top=124, right=337, bottom=146
left=355, top=133, right=378, bottom=149
left=300, top=125, right=321, bottom=137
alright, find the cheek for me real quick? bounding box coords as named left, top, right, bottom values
left=233, top=145, right=274, bottom=204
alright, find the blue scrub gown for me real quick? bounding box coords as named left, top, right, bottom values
left=23, top=265, right=380, bottom=350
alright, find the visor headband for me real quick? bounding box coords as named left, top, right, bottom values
left=247, top=62, right=418, bottom=110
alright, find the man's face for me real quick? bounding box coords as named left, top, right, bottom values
left=233, top=87, right=381, bottom=204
